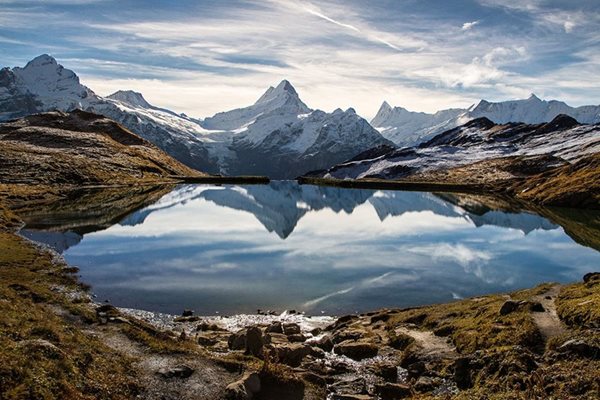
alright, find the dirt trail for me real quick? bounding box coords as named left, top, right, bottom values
left=531, top=284, right=566, bottom=340
left=395, top=326, right=457, bottom=358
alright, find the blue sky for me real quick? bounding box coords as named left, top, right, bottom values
left=1, top=0, right=599, bottom=118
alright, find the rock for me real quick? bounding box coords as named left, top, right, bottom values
left=558, top=339, right=600, bottom=359
left=225, top=372, right=261, bottom=400
left=157, top=365, right=194, bottom=379
left=308, top=346, right=326, bottom=359
left=454, top=357, right=472, bottom=389
left=197, top=322, right=226, bottom=331
left=287, top=333, right=307, bottom=343
left=264, top=332, right=289, bottom=346
left=310, top=327, right=323, bottom=336
left=331, top=395, right=373, bottom=400
left=326, top=315, right=359, bottom=331
left=499, top=300, right=520, bottom=315
left=375, top=383, right=412, bottom=399
left=228, top=330, right=247, bottom=351
left=583, top=272, right=600, bottom=284
left=197, top=333, right=219, bottom=347
left=245, top=326, right=264, bottom=357
left=368, top=362, right=397, bottom=382
left=528, top=301, right=545, bottom=312
left=332, top=329, right=364, bottom=344
left=414, top=376, right=440, bottom=393
left=270, top=343, right=310, bottom=367
left=330, top=377, right=368, bottom=395
left=107, top=316, right=130, bottom=324
left=311, top=335, right=334, bottom=352
left=334, top=341, right=378, bottom=361
left=370, top=311, right=391, bottom=324
left=283, top=323, right=301, bottom=335
left=265, top=321, right=283, bottom=334
left=182, top=309, right=194, bottom=317
left=405, top=361, right=426, bottom=378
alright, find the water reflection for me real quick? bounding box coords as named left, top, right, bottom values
left=20, top=182, right=600, bottom=315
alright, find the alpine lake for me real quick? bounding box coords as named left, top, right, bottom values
left=19, top=181, right=600, bottom=316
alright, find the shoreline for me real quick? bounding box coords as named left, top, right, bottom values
left=1, top=183, right=599, bottom=399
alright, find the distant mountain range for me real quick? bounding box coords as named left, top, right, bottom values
left=371, top=94, right=600, bottom=147
left=1, top=54, right=599, bottom=178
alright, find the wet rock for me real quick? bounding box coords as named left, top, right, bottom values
left=414, top=376, right=441, bottom=393
left=368, top=362, right=398, bottom=382
left=405, top=361, right=426, bottom=378
left=326, top=315, right=359, bottom=331
left=310, top=327, right=323, bottom=336
left=157, top=365, right=194, bottom=379
left=225, top=372, right=261, bottom=400
left=287, top=333, right=307, bottom=343
left=311, top=335, right=334, bottom=352
left=332, top=329, right=364, bottom=344
left=269, top=343, right=310, bottom=367
left=265, top=321, right=283, bottom=334
left=283, top=323, right=301, bottom=336
left=375, top=383, right=412, bottom=399
left=264, top=332, right=289, bottom=346
left=334, top=341, right=378, bottom=361
left=245, top=326, right=264, bottom=357
left=182, top=309, right=194, bottom=317
left=499, top=300, right=520, bottom=315
left=228, top=330, right=247, bottom=351
left=308, top=346, right=326, bottom=359
left=330, top=377, right=368, bottom=396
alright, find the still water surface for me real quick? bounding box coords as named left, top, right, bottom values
left=22, top=182, right=600, bottom=315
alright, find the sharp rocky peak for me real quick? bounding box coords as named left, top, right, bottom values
left=23, top=54, right=58, bottom=69
left=255, top=79, right=300, bottom=105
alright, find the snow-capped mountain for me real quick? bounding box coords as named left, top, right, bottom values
left=373, top=95, right=600, bottom=148
left=204, top=80, right=393, bottom=178
left=0, top=54, right=217, bottom=172
left=0, top=55, right=392, bottom=178
left=371, top=101, right=465, bottom=147
left=325, top=114, right=600, bottom=180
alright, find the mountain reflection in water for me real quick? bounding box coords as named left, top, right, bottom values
left=20, top=182, right=600, bottom=315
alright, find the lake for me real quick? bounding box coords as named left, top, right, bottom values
left=20, top=182, right=600, bottom=316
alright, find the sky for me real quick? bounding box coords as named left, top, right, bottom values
left=1, top=0, right=599, bottom=119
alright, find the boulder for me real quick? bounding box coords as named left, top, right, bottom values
left=499, top=300, right=520, bottom=316
left=283, top=323, right=301, bottom=336
left=228, top=330, right=247, bottom=351
left=414, top=376, right=440, bottom=393
left=311, top=335, right=334, bottom=352
left=182, top=309, right=194, bottom=317
left=333, top=341, right=378, bottom=361
left=245, top=326, right=264, bottom=357
left=287, top=333, right=307, bottom=343
left=454, top=357, right=472, bottom=389
left=558, top=339, right=600, bottom=359
left=332, top=329, right=364, bottom=344
left=265, top=321, right=283, bottom=334
left=225, top=372, right=261, bottom=400
left=270, top=343, right=310, bottom=367
left=375, top=383, right=411, bottom=399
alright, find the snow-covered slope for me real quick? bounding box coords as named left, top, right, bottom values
left=201, top=80, right=393, bottom=178
left=373, top=95, right=600, bottom=148
left=325, top=115, right=600, bottom=180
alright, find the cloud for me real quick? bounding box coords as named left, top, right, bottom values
left=462, top=20, right=480, bottom=30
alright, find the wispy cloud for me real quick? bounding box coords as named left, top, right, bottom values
left=462, top=20, right=480, bottom=30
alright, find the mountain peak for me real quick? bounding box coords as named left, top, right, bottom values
left=23, top=54, right=58, bottom=69
left=108, top=90, right=152, bottom=108
left=255, top=79, right=299, bottom=105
